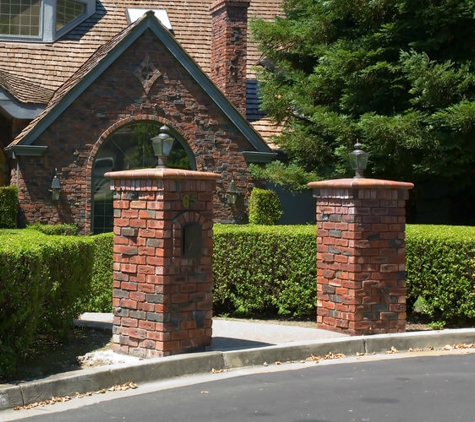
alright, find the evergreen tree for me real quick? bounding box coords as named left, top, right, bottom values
left=251, top=0, right=475, bottom=222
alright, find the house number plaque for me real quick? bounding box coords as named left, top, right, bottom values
left=182, top=194, right=197, bottom=209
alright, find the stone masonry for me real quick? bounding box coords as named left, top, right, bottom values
left=308, top=178, right=414, bottom=335
left=210, top=0, right=250, bottom=116
left=10, top=3, right=256, bottom=234
left=106, top=167, right=220, bottom=358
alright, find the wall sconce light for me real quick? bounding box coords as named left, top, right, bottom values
left=151, top=125, right=175, bottom=168
left=349, top=141, right=369, bottom=178
left=50, top=169, right=61, bottom=201
left=226, top=180, right=239, bottom=205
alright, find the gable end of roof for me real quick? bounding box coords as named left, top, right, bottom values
left=8, top=10, right=274, bottom=160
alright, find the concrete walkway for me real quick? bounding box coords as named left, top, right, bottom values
left=74, top=313, right=347, bottom=351
left=1, top=313, right=475, bottom=412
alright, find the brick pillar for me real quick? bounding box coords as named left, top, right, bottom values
left=210, top=0, right=250, bottom=115
left=308, top=178, right=414, bottom=335
left=105, top=168, right=220, bottom=358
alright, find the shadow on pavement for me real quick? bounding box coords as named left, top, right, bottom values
left=210, top=337, right=272, bottom=351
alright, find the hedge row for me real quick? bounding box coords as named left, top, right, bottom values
left=0, top=186, right=18, bottom=229
left=406, top=225, right=475, bottom=326
left=0, top=229, right=95, bottom=378
left=79, top=232, right=114, bottom=313
left=2, top=224, right=475, bottom=376
left=213, top=224, right=316, bottom=317
left=85, top=225, right=475, bottom=327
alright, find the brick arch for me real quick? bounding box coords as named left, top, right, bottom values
left=86, top=115, right=197, bottom=176
left=85, top=116, right=198, bottom=233
left=171, top=210, right=212, bottom=260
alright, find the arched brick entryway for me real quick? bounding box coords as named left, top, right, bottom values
left=88, top=118, right=196, bottom=234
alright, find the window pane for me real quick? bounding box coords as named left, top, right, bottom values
left=0, top=0, right=40, bottom=37
left=56, top=0, right=85, bottom=31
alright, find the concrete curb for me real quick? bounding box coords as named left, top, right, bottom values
left=2, top=328, right=475, bottom=411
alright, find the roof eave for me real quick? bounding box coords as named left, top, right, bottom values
left=242, top=151, right=276, bottom=163
left=4, top=145, right=48, bottom=157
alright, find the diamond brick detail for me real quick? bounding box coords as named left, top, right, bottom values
left=134, top=54, right=162, bottom=94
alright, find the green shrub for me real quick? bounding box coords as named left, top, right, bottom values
left=0, top=230, right=94, bottom=378
left=248, top=188, right=283, bottom=225
left=406, top=225, right=475, bottom=326
left=77, top=232, right=114, bottom=313
left=27, top=222, right=78, bottom=236
left=39, top=235, right=94, bottom=337
left=0, top=232, right=45, bottom=376
left=213, top=224, right=316, bottom=318
left=0, top=186, right=18, bottom=228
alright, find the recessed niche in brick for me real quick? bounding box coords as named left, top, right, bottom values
left=181, top=222, right=203, bottom=259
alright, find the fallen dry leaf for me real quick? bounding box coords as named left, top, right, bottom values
left=15, top=382, right=138, bottom=411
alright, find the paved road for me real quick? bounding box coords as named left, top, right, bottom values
left=15, top=353, right=475, bottom=422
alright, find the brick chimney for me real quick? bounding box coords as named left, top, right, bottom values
left=210, top=0, right=250, bottom=116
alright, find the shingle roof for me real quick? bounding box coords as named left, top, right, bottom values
left=0, top=69, right=54, bottom=104
left=0, top=0, right=282, bottom=93
left=9, top=11, right=276, bottom=162
left=0, top=0, right=283, bottom=143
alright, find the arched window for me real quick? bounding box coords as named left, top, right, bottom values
left=92, top=122, right=194, bottom=234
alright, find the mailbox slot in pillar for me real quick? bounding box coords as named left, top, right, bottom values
left=182, top=222, right=203, bottom=259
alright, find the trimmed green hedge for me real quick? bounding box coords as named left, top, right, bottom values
left=23, top=224, right=475, bottom=326
left=0, top=186, right=18, bottom=228
left=406, top=225, right=475, bottom=327
left=2, top=223, right=475, bottom=378
left=27, top=222, right=78, bottom=236
left=248, top=188, right=283, bottom=225
left=78, top=232, right=114, bottom=313
left=72, top=226, right=317, bottom=318
left=213, top=224, right=316, bottom=318
left=0, top=230, right=94, bottom=378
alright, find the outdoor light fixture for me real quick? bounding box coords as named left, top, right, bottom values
left=151, top=125, right=175, bottom=168
left=226, top=180, right=239, bottom=205
left=349, top=141, right=369, bottom=178
left=50, top=169, right=61, bottom=201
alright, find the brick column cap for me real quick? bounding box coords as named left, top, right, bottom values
left=104, top=168, right=221, bottom=181
left=308, top=178, right=414, bottom=191
left=210, top=0, right=250, bottom=14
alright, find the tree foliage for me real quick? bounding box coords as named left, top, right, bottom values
left=251, top=0, right=475, bottom=191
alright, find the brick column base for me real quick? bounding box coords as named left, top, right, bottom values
left=308, top=178, right=414, bottom=335
left=106, top=168, right=220, bottom=358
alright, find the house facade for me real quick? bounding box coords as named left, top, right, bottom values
left=0, top=0, right=282, bottom=233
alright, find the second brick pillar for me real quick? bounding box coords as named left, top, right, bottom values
left=308, top=178, right=414, bottom=335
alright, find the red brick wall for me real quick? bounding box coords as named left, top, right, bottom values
left=108, top=169, right=218, bottom=358
left=14, top=31, right=255, bottom=233
left=310, top=180, right=413, bottom=335
left=210, top=0, right=250, bottom=115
